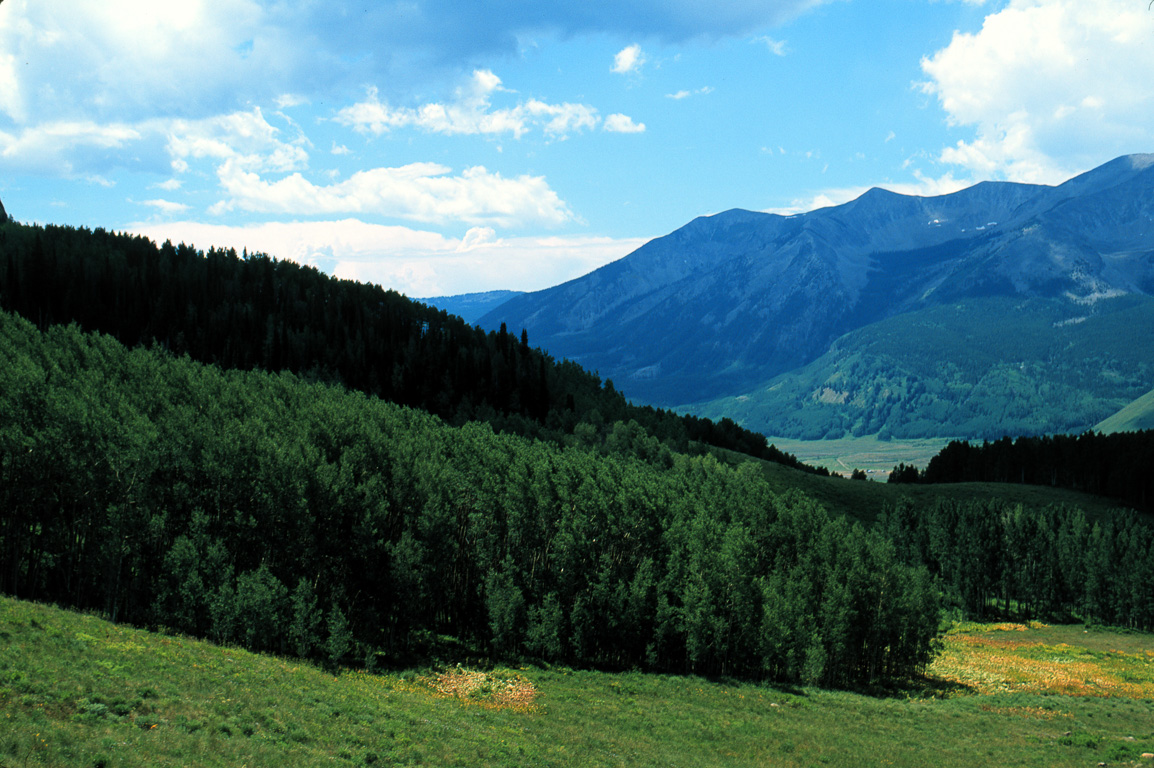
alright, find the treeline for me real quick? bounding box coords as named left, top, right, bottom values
left=891, top=433, right=1154, bottom=512
left=0, top=219, right=817, bottom=472
left=881, top=498, right=1154, bottom=629
left=0, top=310, right=936, bottom=688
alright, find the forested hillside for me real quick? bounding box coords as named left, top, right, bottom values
left=880, top=498, right=1154, bottom=627
left=0, top=219, right=809, bottom=471
left=690, top=296, right=1154, bottom=440
left=0, top=310, right=936, bottom=687
left=898, top=433, right=1154, bottom=512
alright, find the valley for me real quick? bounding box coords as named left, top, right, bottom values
left=3, top=157, right=1154, bottom=767
left=759, top=434, right=953, bottom=476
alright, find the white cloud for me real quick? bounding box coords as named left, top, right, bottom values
left=124, top=218, right=647, bottom=296
left=0, top=0, right=270, bottom=124
left=0, top=106, right=310, bottom=181
left=458, top=226, right=498, bottom=251
left=166, top=108, right=309, bottom=174
left=920, top=0, right=1154, bottom=184
left=612, top=44, right=646, bottom=74
left=275, top=94, right=308, bottom=109
left=334, top=71, right=599, bottom=139
left=140, top=199, right=191, bottom=214
left=604, top=114, right=646, bottom=134
left=666, top=87, right=713, bottom=100
left=0, top=120, right=141, bottom=175
left=210, top=160, right=574, bottom=228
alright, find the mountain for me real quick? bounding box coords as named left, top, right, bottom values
left=419, top=289, right=522, bottom=324
left=479, top=154, right=1154, bottom=439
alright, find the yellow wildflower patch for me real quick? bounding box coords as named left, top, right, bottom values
left=929, top=623, right=1154, bottom=698
left=412, top=667, right=540, bottom=713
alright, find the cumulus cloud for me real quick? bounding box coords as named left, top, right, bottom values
left=334, top=70, right=601, bottom=139
left=140, top=199, right=192, bottom=214
left=210, top=160, right=574, bottom=228
left=0, top=105, right=308, bottom=184
left=0, top=0, right=273, bottom=125
left=166, top=108, right=309, bottom=174
left=0, top=120, right=142, bottom=176
left=612, top=44, right=645, bottom=74
left=920, top=0, right=1154, bottom=183
left=125, top=218, right=647, bottom=296
left=604, top=114, right=646, bottom=134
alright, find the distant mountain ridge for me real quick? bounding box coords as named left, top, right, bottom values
left=480, top=154, right=1154, bottom=439
left=419, top=290, right=522, bottom=324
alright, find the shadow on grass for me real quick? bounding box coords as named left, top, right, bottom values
left=860, top=674, right=975, bottom=701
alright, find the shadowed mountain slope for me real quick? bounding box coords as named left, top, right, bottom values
left=479, top=155, right=1154, bottom=435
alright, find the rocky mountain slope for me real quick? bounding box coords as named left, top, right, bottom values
left=479, top=154, right=1154, bottom=438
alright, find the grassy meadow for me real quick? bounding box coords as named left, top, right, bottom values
left=4, top=596, right=1154, bottom=768
left=765, top=433, right=952, bottom=476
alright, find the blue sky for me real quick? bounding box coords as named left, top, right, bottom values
left=2, top=0, right=1153, bottom=297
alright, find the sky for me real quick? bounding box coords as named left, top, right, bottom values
left=1, top=0, right=1153, bottom=298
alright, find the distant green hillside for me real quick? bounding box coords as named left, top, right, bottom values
left=1095, top=386, right=1154, bottom=433
left=687, top=295, right=1154, bottom=441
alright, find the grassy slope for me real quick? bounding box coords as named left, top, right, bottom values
left=1096, top=386, right=1154, bottom=434
left=4, top=597, right=1154, bottom=768
left=710, top=445, right=1129, bottom=526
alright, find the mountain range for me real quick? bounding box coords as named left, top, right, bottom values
left=478, top=154, right=1154, bottom=440
left=419, top=290, right=523, bottom=324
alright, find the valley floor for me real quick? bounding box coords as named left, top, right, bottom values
left=765, top=434, right=953, bottom=477
left=3, top=597, right=1154, bottom=767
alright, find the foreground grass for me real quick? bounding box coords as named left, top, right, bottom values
left=3, top=597, right=1154, bottom=768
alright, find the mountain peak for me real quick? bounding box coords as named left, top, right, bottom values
left=1126, top=152, right=1154, bottom=170
left=479, top=154, right=1154, bottom=408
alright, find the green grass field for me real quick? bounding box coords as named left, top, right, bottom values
left=4, top=597, right=1154, bottom=768
left=765, top=434, right=951, bottom=476
left=1095, top=386, right=1154, bottom=434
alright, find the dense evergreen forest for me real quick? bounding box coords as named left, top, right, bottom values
left=0, top=311, right=937, bottom=687
left=0, top=219, right=815, bottom=473
left=881, top=498, right=1154, bottom=628
left=891, top=434, right=1154, bottom=512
